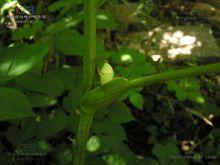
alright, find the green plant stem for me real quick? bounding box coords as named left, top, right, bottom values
left=80, top=63, right=220, bottom=111
left=74, top=109, right=94, bottom=165
left=128, top=62, right=220, bottom=89
left=82, top=0, right=97, bottom=94
left=74, top=0, right=97, bottom=165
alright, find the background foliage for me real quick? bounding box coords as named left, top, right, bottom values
left=0, top=0, right=220, bottom=164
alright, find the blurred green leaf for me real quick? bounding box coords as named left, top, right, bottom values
left=108, top=102, right=134, bottom=124
left=27, top=93, right=57, bottom=108
left=14, top=72, right=64, bottom=97
left=97, top=10, right=116, bottom=29
left=46, top=13, right=83, bottom=34
left=129, top=91, right=144, bottom=110
left=0, top=87, right=34, bottom=120
left=37, top=110, right=67, bottom=138
left=0, top=43, right=50, bottom=83
left=103, top=154, right=126, bottom=165
left=175, top=89, right=187, bottom=101
left=12, top=21, right=44, bottom=40
left=55, top=30, right=84, bottom=55
left=48, top=66, right=82, bottom=90
left=152, top=142, right=179, bottom=165
left=63, top=87, right=83, bottom=113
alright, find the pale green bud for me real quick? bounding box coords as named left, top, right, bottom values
left=100, top=61, right=114, bottom=85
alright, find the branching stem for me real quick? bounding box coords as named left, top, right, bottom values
left=128, top=62, right=220, bottom=89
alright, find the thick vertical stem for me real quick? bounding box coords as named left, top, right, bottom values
left=74, top=110, right=94, bottom=165
left=74, top=0, right=97, bottom=164
left=82, top=0, right=97, bottom=94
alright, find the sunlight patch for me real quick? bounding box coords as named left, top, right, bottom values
left=97, top=14, right=109, bottom=20
left=120, top=54, right=133, bottom=63
left=86, top=136, right=101, bottom=152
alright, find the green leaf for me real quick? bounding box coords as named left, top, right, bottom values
left=27, top=93, right=57, bottom=108
left=152, top=142, right=179, bottom=165
left=0, top=43, right=50, bottom=83
left=108, top=103, right=134, bottom=123
left=129, top=63, right=156, bottom=79
left=63, top=87, right=83, bottom=113
left=20, top=118, right=38, bottom=140
left=97, top=10, right=116, bottom=29
left=37, top=110, right=67, bottom=138
left=0, top=87, right=34, bottom=120
left=167, top=80, right=179, bottom=91
left=55, top=30, right=84, bottom=55
left=103, top=154, right=126, bottom=165
left=136, top=158, right=159, bottom=165
left=36, top=140, right=53, bottom=152
left=187, top=91, right=205, bottom=104
left=129, top=91, right=144, bottom=110
left=56, top=148, right=73, bottom=164
left=48, top=1, right=70, bottom=12
left=12, top=21, right=44, bottom=40
left=111, top=142, right=136, bottom=165
left=14, top=72, right=64, bottom=97
left=66, top=114, right=79, bottom=133
left=48, top=66, right=82, bottom=90
left=45, top=13, right=83, bottom=34
left=98, top=134, right=116, bottom=152
left=175, top=89, right=187, bottom=101
left=6, top=126, right=23, bottom=145
left=92, top=119, right=127, bottom=141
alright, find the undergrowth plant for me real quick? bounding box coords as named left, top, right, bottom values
left=0, top=0, right=220, bottom=165
left=73, top=0, right=220, bottom=164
